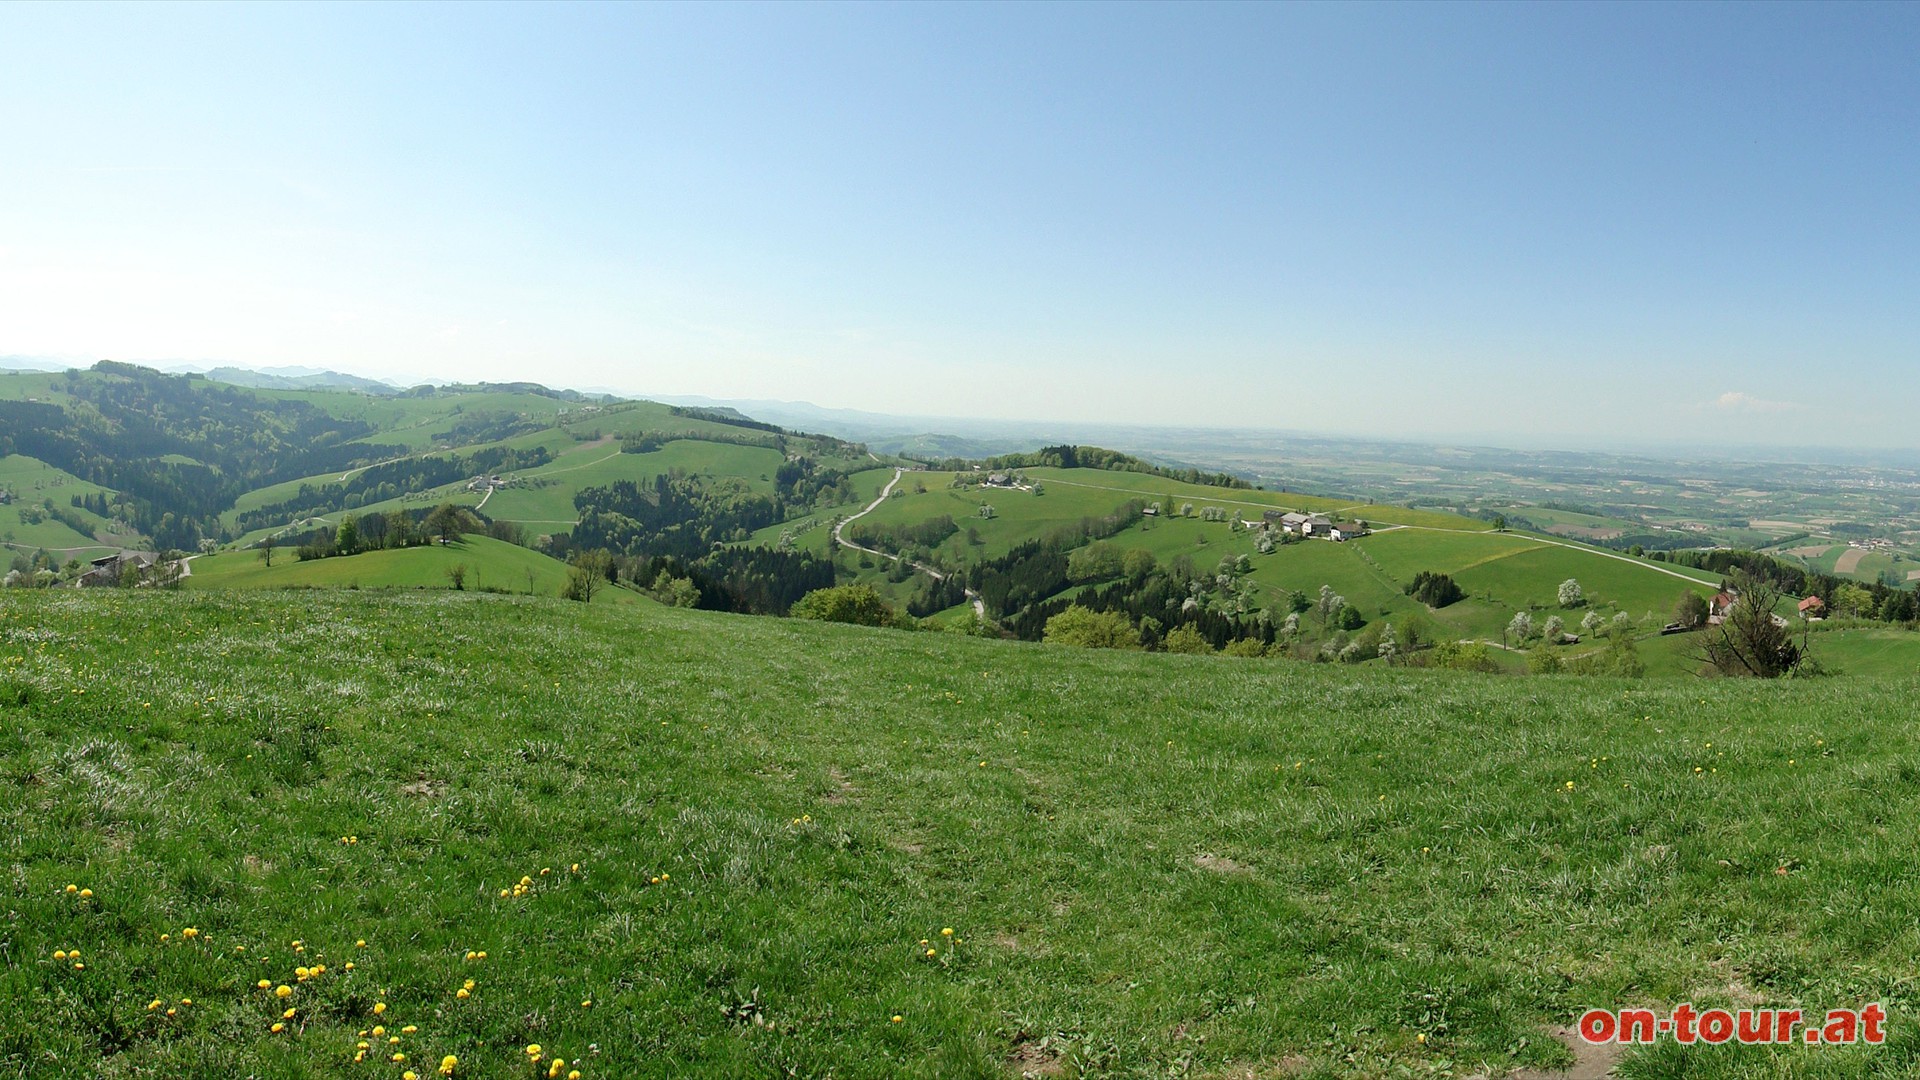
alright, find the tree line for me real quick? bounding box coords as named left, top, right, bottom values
left=921, top=445, right=1252, bottom=489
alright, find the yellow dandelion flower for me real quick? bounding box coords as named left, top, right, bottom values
left=373, top=1001, right=387, bottom=1014
left=526, top=1043, right=542, bottom=1057
left=52, top=951, right=66, bottom=961
left=570, top=863, right=580, bottom=873
left=404, top=1073, right=418, bottom=1080
left=475, top=951, right=486, bottom=959
left=79, top=889, right=92, bottom=899
left=355, top=939, right=367, bottom=948
left=392, top=1052, right=407, bottom=1063
left=891, top=1014, right=904, bottom=1023
left=65, top=884, right=77, bottom=894
left=373, top=1025, right=386, bottom=1036
left=941, top=928, right=953, bottom=937
left=463, top=979, right=475, bottom=991
left=180, top=998, right=191, bottom=1006
left=925, top=948, right=937, bottom=957
left=148, top=999, right=162, bottom=1011
left=72, top=962, right=84, bottom=970
left=182, top=927, right=199, bottom=939
left=275, top=985, right=292, bottom=998
left=283, top=1008, right=297, bottom=1019
left=581, top=999, right=592, bottom=1008
left=258, top=979, right=272, bottom=989
left=568, top=1073, right=580, bottom=1080
left=271, top=1022, right=286, bottom=1033
left=439, top=1055, right=459, bottom=1075
left=456, top=988, right=470, bottom=999
left=345, top=962, right=355, bottom=971
left=401, top=1025, right=417, bottom=1034
left=165, top=1008, right=176, bottom=1017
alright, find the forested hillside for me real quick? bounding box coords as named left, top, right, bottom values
left=0, top=363, right=406, bottom=548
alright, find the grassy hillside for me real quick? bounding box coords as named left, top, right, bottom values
left=829, top=468, right=1731, bottom=646
left=0, top=455, right=132, bottom=554
left=182, top=535, right=624, bottom=602
left=5, top=590, right=1918, bottom=1078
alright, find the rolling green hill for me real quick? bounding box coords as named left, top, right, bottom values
left=5, top=589, right=1918, bottom=1078
left=6, top=363, right=1913, bottom=677
left=183, top=535, right=627, bottom=603
left=0, top=455, right=134, bottom=554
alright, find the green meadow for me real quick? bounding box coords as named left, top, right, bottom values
left=5, top=590, right=1920, bottom=1079
left=0, top=455, right=128, bottom=554
left=181, top=536, right=626, bottom=603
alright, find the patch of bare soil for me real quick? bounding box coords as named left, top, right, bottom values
left=1008, top=1037, right=1065, bottom=1077
left=1193, top=853, right=1247, bottom=874
left=1502, top=1028, right=1623, bottom=1080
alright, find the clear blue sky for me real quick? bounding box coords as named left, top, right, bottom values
left=3, top=2, right=1916, bottom=446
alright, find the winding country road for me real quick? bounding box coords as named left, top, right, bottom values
left=834, top=468, right=986, bottom=618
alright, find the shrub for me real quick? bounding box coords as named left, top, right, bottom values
left=1432, top=640, right=1501, bottom=673
left=790, top=585, right=908, bottom=629
left=1161, top=624, right=1213, bottom=655
left=1042, top=606, right=1139, bottom=649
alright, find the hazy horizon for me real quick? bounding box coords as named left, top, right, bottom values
left=4, top=3, right=1918, bottom=447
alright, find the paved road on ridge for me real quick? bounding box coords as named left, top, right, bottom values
left=833, top=468, right=986, bottom=619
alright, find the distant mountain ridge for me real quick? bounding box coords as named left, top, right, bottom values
left=204, top=366, right=402, bottom=395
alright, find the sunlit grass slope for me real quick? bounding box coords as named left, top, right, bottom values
left=182, top=536, right=623, bottom=602
left=0, top=455, right=129, bottom=553
left=5, top=591, right=1919, bottom=1078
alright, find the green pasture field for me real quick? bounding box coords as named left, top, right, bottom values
left=5, top=590, right=1920, bottom=1078
left=477, top=441, right=789, bottom=525
left=1629, top=623, right=1920, bottom=680
left=0, top=455, right=133, bottom=554
left=181, top=535, right=622, bottom=602
left=1798, top=545, right=1910, bottom=587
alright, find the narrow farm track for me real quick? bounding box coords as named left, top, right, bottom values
left=834, top=469, right=986, bottom=618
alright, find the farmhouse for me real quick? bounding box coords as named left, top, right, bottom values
left=1798, top=595, right=1826, bottom=619
left=1708, top=588, right=1792, bottom=628
left=73, top=551, right=157, bottom=588
left=984, top=473, right=1011, bottom=487
left=1329, top=521, right=1370, bottom=541
left=1707, top=590, right=1738, bottom=624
